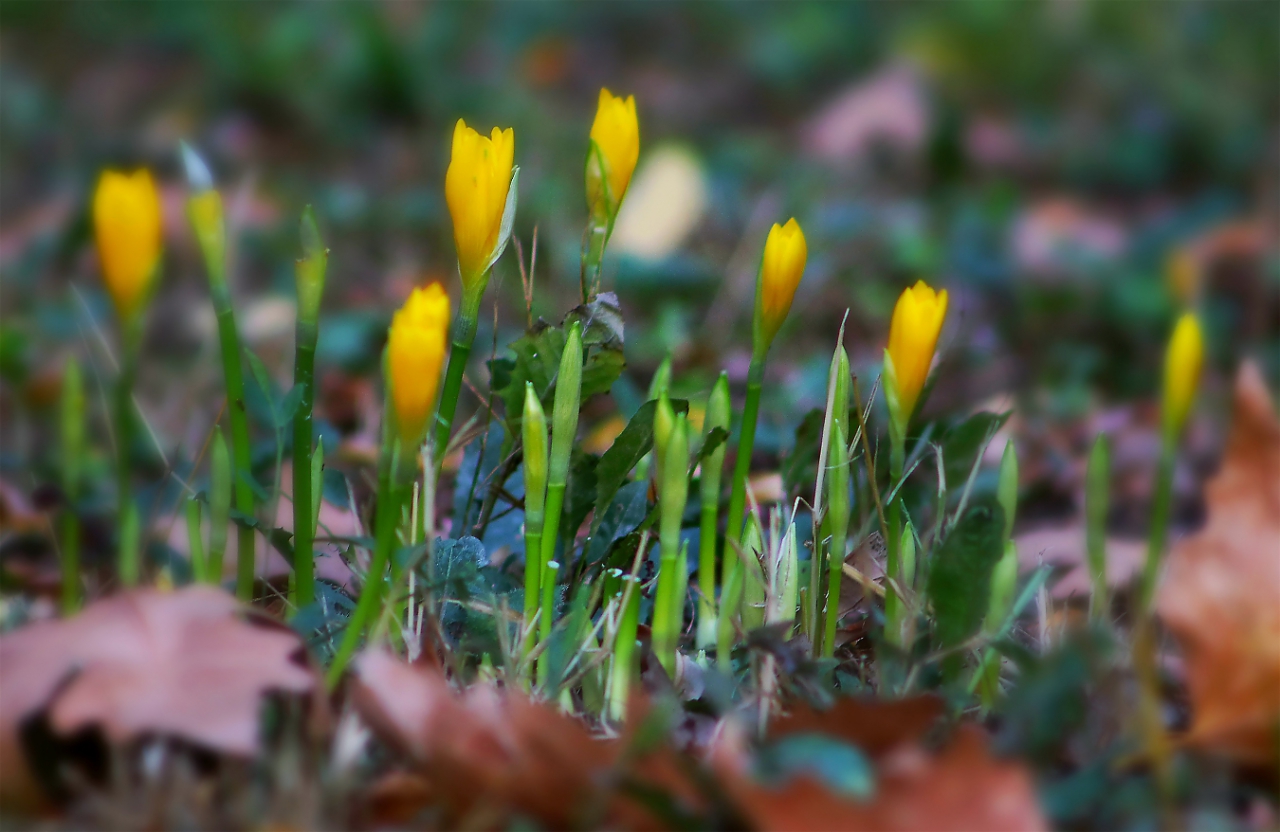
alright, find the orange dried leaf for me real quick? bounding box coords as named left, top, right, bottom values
left=0, top=587, right=314, bottom=808
left=1157, top=361, right=1280, bottom=764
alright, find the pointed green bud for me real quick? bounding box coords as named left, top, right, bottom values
left=653, top=391, right=675, bottom=483
left=549, top=322, right=583, bottom=485
left=295, top=206, right=328, bottom=326
left=997, top=441, right=1019, bottom=545
left=1085, top=433, right=1111, bottom=620
left=208, top=426, right=231, bottom=579
left=523, top=381, right=549, bottom=521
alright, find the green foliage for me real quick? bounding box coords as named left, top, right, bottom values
left=926, top=500, right=1005, bottom=650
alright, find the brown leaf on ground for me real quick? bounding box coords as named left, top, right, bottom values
left=769, top=695, right=944, bottom=756
left=1157, top=361, right=1280, bottom=765
left=1016, top=526, right=1147, bottom=600
left=734, top=724, right=1046, bottom=832
left=0, top=586, right=315, bottom=809
left=351, top=650, right=718, bottom=830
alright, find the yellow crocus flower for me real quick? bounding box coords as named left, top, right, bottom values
left=388, top=282, right=451, bottom=447
left=93, top=169, right=162, bottom=324
left=753, top=218, right=807, bottom=355
left=445, top=120, right=515, bottom=300
left=1162, top=312, right=1203, bottom=438
left=884, top=280, right=949, bottom=430
left=587, top=88, right=639, bottom=221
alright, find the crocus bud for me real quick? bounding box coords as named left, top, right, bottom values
left=295, top=206, right=327, bottom=326
left=705, top=372, right=731, bottom=445
left=661, top=412, right=690, bottom=518
left=586, top=88, right=639, bottom=225
left=985, top=540, right=1019, bottom=634
left=445, top=119, right=517, bottom=306
left=741, top=514, right=766, bottom=632
left=883, top=280, right=948, bottom=438
left=653, top=391, right=675, bottom=484
left=522, top=381, right=548, bottom=512
left=753, top=218, right=807, bottom=356
left=93, top=169, right=162, bottom=325
left=549, top=321, right=584, bottom=484
left=387, top=283, right=451, bottom=447
left=1161, top=312, right=1204, bottom=439
left=997, top=442, right=1018, bottom=545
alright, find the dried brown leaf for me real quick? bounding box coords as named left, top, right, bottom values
left=0, top=586, right=314, bottom=809
left=733, top=725, right=1045, bottom=832
left=1157, top=361, right=1280, bottom=765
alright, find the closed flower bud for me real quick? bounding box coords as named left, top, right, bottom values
left=93, top=169, right=162, bottom=324
left=445, top=120, right=516, bottom=303
left=884, top=280, right=948, bottom=437
left=653, top=391, right=675, bottom=484
left=388, top=283, right=451, bottom=447
left=753, top=218, right=807, bottom=355
left=1162, top=312, right=1204, bottom=438
left=522, top=381, right=548, bottom=509
left=586, top=88, right=639, bottom=223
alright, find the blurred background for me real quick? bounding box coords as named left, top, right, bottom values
left=1, top=1, right=1276, bottom=545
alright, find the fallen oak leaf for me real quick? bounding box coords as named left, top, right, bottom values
left=1157, top=361, right=1280, bottom=765
left=730, top=725, right=1046, bottom=832
left=0, top=586, right=315, bottom=810
left=768, top=695, right=945, bottom=757
left=350, top=650, right=723, bottom=830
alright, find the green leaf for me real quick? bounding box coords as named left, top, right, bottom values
left=228, top=509, right=293, bottom=561
left=594, top=398, right=690, bottom=514
left=277, top=383, right=305, bottom=429
left=926, top=500, right=1005, bottom=650
left=584, top=480, right=649, bottom=566
left=489, top=296, right=626, bottom=437
left=562, top=449, right=600, bottom=546
left=781, top=408, right=824, bottom=500
left=697, top=426, right=729, bottom=463
left=755, top=734, right=876, bottom=800
left=938, top=411, right=1011, bottom=492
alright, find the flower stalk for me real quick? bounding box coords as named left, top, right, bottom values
left=291, top=207, right=327, bottom=608
left=537, top=321, right=583, bottom=684
left=1140, top=312, right=1203, bottom=611
left=696, top=372, right=730, bottom=652
left=1085, top=434, right=1111, bottom=621
left=521, top=382, right=549, bottom=681
left=653, top=411, right=690, bottom=676
left=59, top=358, right=85, bottom=614
left=183, top=148, right=257, bottom=601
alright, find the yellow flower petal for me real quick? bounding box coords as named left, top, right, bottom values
left=93, top=169, right=162, bottom=323
left=588, top=88, right=639, bottom=218
left=445, top=120, right=515, bottom=295
left=754, top=218, right=807, bottom=353
left=1163, top=312, right=1204, bottom=437
left=388, top=282, right=451, bottom=447
left=885, top=280, right=948, bottom=426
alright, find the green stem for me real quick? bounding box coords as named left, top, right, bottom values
left=210, top=282, right=257, bottom=601
left=326, top=434, right=401, bottom=690
left=722, top=358, right=764, bottom=591
left=59, top=513, right=80, bottom=613
left=537, top=557, right=560, bottom=688
left=292, top=320, right=318, bottom=608
left=608, top=574, right=640, bottom=722
left=580, top=219, right=609, bottom=302
left=522, top=525, right=543, bottom=679
left=114, top=344, right=137, bottom=581
left=696, top=485, right=720, bottom=652
left=884, top=434, right=905, bottom=644
left=433, top=310, right=478, bottom=466
left=1140, top=438, right=1176, bottom=612
left=539, top=482, right=566, bottom=642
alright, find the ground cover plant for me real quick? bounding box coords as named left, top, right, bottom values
left=0, top=4, right=1277, bottom=830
